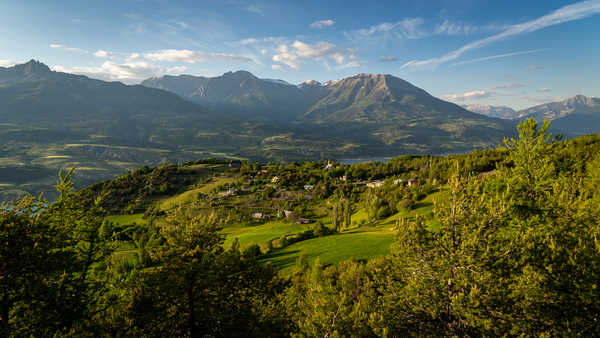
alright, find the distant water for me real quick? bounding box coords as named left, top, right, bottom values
left=338, top=151, right=470, bottom=165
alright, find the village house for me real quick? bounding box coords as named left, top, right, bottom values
left=271, top=176, right=281, bottom=183
left=296, top=217, right=311, bottom=224
left=407, top=178, right=418, bottom=187
left=393, top=178, right=403, bottom=185
left=219, top=188, right=237, bottom=197
left=283, top=210, right=294, bottom=218
left=252, top=212, right=270, bottom=219
left=303, top=184, right=314, bottom=190
left=366, top=180, right=385, bottom=188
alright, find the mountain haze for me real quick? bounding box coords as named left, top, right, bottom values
left=517, top=95, right=600, bottom=136
left=462, top=104, right=519, bottom=119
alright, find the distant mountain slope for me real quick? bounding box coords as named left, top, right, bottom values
left=300, top=74, right=515, bottom=151
left=517, top=95, right=600, bottom=136
left=462, top=104, right=518, bottom=119
left=141, top=71, right=313, bottom=121
left=0, top=60, right=219, bottom=145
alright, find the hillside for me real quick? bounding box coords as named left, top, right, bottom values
left=517, top=95, right=600, bottom=136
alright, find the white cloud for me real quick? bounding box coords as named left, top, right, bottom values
left=50, top=43, right=88, bottom=53
left=352, top=18, right=426, bottom=40
left=144, top=49, right=253, bottom=63
left=167, top=66, right=187, bottom=74
left=71, top=18, right=82, bottom=23
left=538, top=88, right=552, bottom=92
left=452, top=49, right=548, bottom=66
left=380, top=56, right=397, bottom=62
left=442, top=90, right=494, bottom=102
left=93, top=50, right=121, bottom=58
left=239, top=38, right=258, bottom=45
left=310, top=19, right=335, bottom=29
left=128, top=53, right=142, bottom=60
left=246, top=4, right=263, bottom=14
left=401, top=0, right=600, bottom=70
left=52, top=61, right=163, bottom=84
left=271, top=64, right=284, bottom=70
left=0, top=59, right=15, bottom=67
left=272, top=40, right=356, bottom=70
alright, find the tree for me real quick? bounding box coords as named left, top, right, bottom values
left=125, top=207, right=280, bottom=337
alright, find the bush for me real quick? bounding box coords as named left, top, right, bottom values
left=396, top=198, right=415, bottom=212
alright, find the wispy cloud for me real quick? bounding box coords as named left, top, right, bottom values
left=442, top=90, right=494, bottom=102
left=310, top=19, right=335, bottom=29
left=50, top=43, right=89, bottom=53
left=271, top=64, right=284, bottom=70
left=380, top=56, right=398, bottom=62
left=452, top=49, right=548, bottom=66
left=538, top=88, right=552, bottom=92
left=144, top=49, right=253, bottom=63
left=246, top=4, right=264, bottom=15
left=525, top=65, right=543, bottom=70
left=272, top=40, right=357, bottom=70
left=401, top=0, right=600, bottom=70
left=434, top=20, right=480, bottom=36
left=351, top=18, right=426, bottom=40
left=489, top=83, right=525, bottom=90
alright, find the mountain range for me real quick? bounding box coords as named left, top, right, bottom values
left=517, top=95, right=600, bottom=136
left=460, top=96, right=600, bottom=137
left=10, top=59, right=600, bottom=199
left=143, top=71, right=515, bottom=153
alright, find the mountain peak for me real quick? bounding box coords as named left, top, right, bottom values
left=565, top=94, right=595, bottom=106
left=301, top=80, right=321, bottom=86
left=222, top=70, right=257, bottom=79
left=16, top=59, right=52, bottom=74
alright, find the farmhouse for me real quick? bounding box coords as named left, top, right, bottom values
left=366, top=180, right=384, bottom=188
left=252, top=212, right=270, bottom=219
left=407, top=178, right=418, bottom=187
left=296, top=217, right=312, bottom=224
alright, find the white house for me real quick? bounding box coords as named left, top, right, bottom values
left=366, top=180, right=384, bottom=188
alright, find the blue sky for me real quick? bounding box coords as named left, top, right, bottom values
left=0, top=0, right=599, bottom=109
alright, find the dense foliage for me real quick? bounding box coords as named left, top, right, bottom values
left=2, top=119, right=600, bottom=336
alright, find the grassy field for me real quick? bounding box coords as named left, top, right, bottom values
left=223, top=221, right=311, bottom=247
left=264, top=231, right=395, bottom=272
left=106, top=213, right=146, bottom=225
left=103, top=183, right=443, bottom=275
left=159, top=176, right=237, bottom=210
